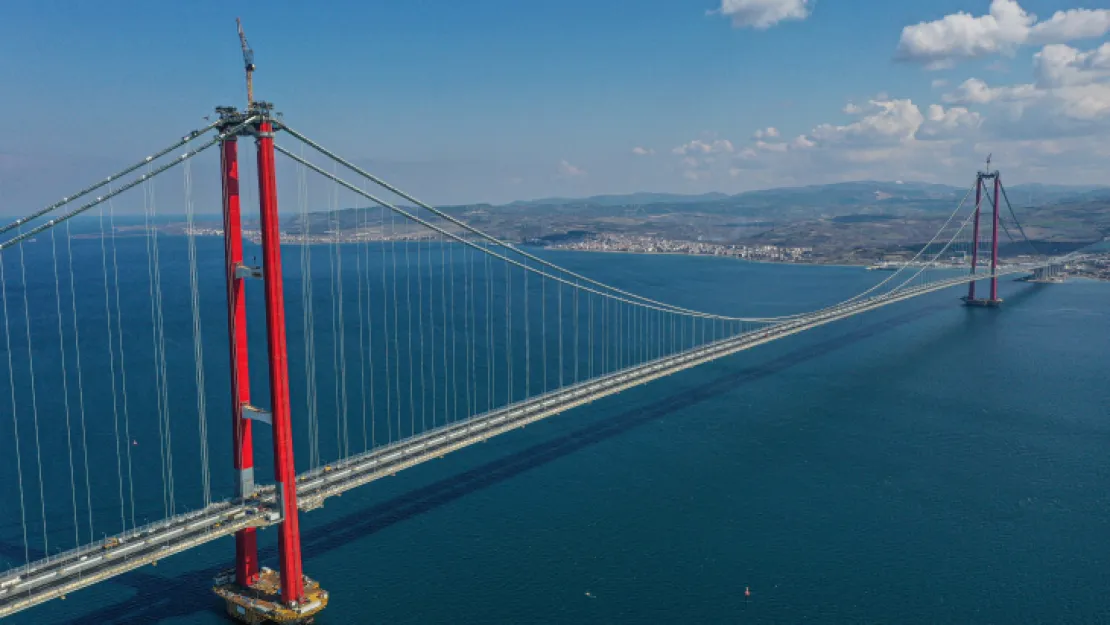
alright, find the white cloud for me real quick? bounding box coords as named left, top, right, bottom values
left=671, top=137, right=743, bottom=183
left=896, top=0, right=1033, bottom=69
left=1029, top=7, right=1110, bottom=43
left=727, top=98, right=965, bottom=181
left=671, top=138, right=735, bottom=155
left=931, top=79, right=949, bottom=89
left=755, top=140, right=788, bottom=152
left=791, top=135, right=816, bottom=149
left=1034, top=42, right=1110, bottom=88
left=895, top=0, right=1110, bottom=69
left=843, top=103, right=863, bottom=114
left=631, top=146, right=655, bottom=156
left=811, top=99, right=926, bottom=145
left=711, top=0, right=813, bottom=29
left=919, top=104, right=983, bottom=138
left=942, top=44, right=1110, bottom=121
left=557, top=159, right=586, bottom=177
left=942, top=78, right=1041, bottom=104
left=1053, top=83, right=1110, bottom=120
left=753, top=127, right=780, bottom=139
left=674, top=70, right=1110, bottom=189
left=926, top=104, right=978, bottom=124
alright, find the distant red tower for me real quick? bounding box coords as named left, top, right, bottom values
left=964, top=164, right=1003, bottom=307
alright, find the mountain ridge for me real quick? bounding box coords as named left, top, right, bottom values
left=510, top=181, right=1110, bottom=210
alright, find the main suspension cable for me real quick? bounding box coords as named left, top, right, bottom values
left=0, top=121, right=221, bottom=237
left=278, top=123, right=739, bottom=318
left=274, top=145, right=768, bottom=322
left=0, top=118, right=257, bottom=252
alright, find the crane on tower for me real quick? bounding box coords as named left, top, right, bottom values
left=236, top=17, right=256, bottom=108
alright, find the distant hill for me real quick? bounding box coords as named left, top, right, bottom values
left=512, top=192, right=730, bottom=207
left=506, top=182, right=971, bottom=220
left=287, top=180, right=1109, bottom=254
left=509, top=182, right=1110, bottom=212
left=1005, top=184, right=1110, bottom=206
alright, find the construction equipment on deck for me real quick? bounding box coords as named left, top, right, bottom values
left=236, top=18, right=256, bottom=107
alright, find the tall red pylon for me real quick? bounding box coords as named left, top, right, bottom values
left=254, top=113, right=307, bottom=604
left=213, top=104, right=328, bottom=624
left=218, top=115, right=260, bottom=588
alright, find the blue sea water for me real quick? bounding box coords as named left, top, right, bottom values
left=2, top=228, right=1109, bottom=624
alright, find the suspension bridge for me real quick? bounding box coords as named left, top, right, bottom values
left=0, top=101, right=1079, bottom=622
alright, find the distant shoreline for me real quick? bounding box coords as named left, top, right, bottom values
left=100, top=226, right=1110, bottom=280
left=538, top=246, right=869, bottom=268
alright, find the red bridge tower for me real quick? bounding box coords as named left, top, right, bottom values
left=964, top=165, right=1004, bottom=308
left=213, top=103, right=328, bottom=624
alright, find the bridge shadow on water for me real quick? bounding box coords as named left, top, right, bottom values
left=13, top=292, right=1041, bottom=624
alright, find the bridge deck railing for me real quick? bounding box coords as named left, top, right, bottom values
left=0, top=502, right=235, bottom=582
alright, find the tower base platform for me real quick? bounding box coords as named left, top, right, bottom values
left=962, top=297, right=1003, bottom=308
left=214, top=567, right=328, bottom=624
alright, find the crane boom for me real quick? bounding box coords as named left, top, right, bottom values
left=236, top=18, right=256, bottom=107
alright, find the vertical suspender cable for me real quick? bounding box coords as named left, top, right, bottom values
left=381, top=203, right=396, bottom=445
left=416, top=224, right=428, bottom=432
left=0, top=253, right=29, bottom=563
left=557, top=281, right=564, bottom=388
left=327, top=178, right=348, bottom=458
left=427, top=227, right=437, bottom=427
left=523, top=259, right=530, bottom=399
left=446, top=234, right=458, bottom=424
left=588, top=295, right=594, bottom=379
left=365, top=207, right=378, bottom=448
left=358, top=205, right=375, bottom=451
left=335, top=192, right=349, bottom=458
left=441, top=234, right=450, bottom=424
left=504, top=253, right=512, bottom=405
left=65, top=220, right=94, bottom=542
left=49, top=227, right=80, bottom=546
left=541, top=273, right=547, bottom=393
left=98, top=205, right=127, bottom=533
left=390, top=206, right=403, bottom=441
left=142, top=173, right=173, bottom=518
left=484, top=248, right=493, bottom=409
left=299, top=156, right=321, bottom=469
left=463, top=241, right=474, bottom=418
left=16, top=226, right=48, bottom=555
left=573, top=284, right=579, bottom=383
left=354, top=205, right=369, bottom=452
left=404, top=220, right=416, bottom=437
left=184, top=161, right=212, bottom=507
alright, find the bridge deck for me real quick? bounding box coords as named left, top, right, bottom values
left=0, top=266, right=1038, bottom=618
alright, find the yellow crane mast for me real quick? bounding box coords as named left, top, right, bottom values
left=236, top=17, right=256, bottom=108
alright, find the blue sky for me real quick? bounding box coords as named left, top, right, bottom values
left=1, top=0, right=1109, bottom=209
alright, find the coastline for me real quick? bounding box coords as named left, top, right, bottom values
left=537, top=246, right=872, bottom=269
left=137, top=226, right=1110, bottom=279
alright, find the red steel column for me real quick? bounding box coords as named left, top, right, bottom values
left=967, top=175, right=983, bottom=301
left=221, top=136, right=260, bottom=587
left=255, top=119, right=306, bottom=604
left=990, top=174, right=1001, bottom=301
